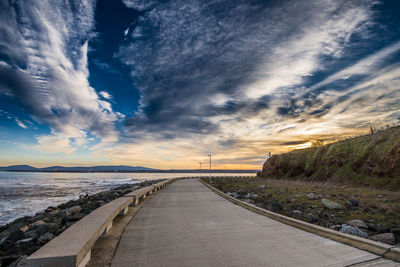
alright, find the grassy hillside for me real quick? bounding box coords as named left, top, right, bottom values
left=261, top=126, right=400, bottom=189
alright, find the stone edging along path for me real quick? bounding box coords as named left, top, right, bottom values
left=199, top=179, right=400, bottom=263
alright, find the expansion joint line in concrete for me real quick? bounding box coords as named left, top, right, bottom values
left=344, top=256, right=383, bottom=267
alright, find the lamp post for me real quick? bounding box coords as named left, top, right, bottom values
left=208, top=153, right=212, bottom=183
left=199, top=162, right=202, bottom=178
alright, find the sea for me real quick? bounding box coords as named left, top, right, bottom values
left=0, top=172, right=254, bottom=226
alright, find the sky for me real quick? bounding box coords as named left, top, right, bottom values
left=0, top=0, right=400, bottom=170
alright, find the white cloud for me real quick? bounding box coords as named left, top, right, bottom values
left=15, top=119, right=28, bottom=129
left=0, top=0, right=120, bottom=153
left=99, top=91, right=112, bottom=100
left=34, top=135, right=76, bottom=154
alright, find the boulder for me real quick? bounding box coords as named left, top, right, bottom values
left=368, top=223, right=389, bottom=233
left=38, top=232, right=55, bottom=244
left=8, top=255, right=28, bottom=267
left=6, top=230, right=25, bottom=242
left=237, top=189, right=247, bottom=197
left=307, top=193, right=317, bottom=200
left=250, top=194, right=258, bottom=200
left=265, top=201, right=282, bottom=212
left=391, top=227, right=400, bottom=242
left=306, top=213, right=318, bottom=223
left=292, top=210, right=302, bottom=218
left=340, top=224, right=368, bottom=238
left=0, top=255, right=21, bottom=266
left=345, top=198, right=359, bottom=208
left=346, top=219, right=367, bottom=229
left=258, top=185, right=266, bottom=190
left=329, top=225, right=341, bottom=231
left=321, top=199, right=341, bottom=209
left=29, top=220, right=45, bottom=227
left=65, top=205, right=81, bottom=216
left=16, top=237, right=35, bottom=245
left=369, top=233, right=396, bottom=245
left=33, top=223, right=59, bottom=235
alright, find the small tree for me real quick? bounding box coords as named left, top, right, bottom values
left=311, top=139, right=324, bottom=147
left=370, top=125, right=376, bottom=134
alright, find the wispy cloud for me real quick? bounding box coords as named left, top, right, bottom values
left=15, top=119, right=28, bottom=129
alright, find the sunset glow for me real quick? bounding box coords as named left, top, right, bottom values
left=1, top=0, right=400, bottom=169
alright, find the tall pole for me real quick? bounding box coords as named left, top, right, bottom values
left=208, top=153, right=212, bottom=182
left=199, top=162, right=202, bottom=178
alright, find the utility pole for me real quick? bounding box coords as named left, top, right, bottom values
left=199, top=162, right=202, bottom=178
left=208, top=153, right=212, bottom=182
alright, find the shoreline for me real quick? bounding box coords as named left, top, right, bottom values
left=0, top=179, right=163, bottom=266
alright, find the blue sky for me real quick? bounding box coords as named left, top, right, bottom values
left=0, top=0, right=400, bottom=169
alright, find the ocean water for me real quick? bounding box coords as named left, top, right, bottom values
left=0, top=172, right=254, bottom=226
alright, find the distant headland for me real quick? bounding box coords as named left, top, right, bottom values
left=0, top=165, right=258, bottom=173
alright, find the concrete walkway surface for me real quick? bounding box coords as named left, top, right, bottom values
left=112, top=179, right=397, bottom=267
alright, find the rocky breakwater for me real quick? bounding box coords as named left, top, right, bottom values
left=0, top=179, right=164, bottom=266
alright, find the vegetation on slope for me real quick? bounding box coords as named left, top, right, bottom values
left=260, top=126, right=400, bottom=189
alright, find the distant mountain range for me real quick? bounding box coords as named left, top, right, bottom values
left=0, top=165, right=258, bottom=173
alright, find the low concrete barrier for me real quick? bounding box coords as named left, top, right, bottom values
left=25, top=179, right=175, bottom=267
left=123, top=186, right=154, bottom=205
left=200, top=179, right=400, bottom=263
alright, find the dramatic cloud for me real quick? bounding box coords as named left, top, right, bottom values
left=0, top=0, right=119, bottom=152
left=118, top=0, right=376, bottom=137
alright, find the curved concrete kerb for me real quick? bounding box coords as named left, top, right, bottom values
left=199, top=179, right=400, bottom=263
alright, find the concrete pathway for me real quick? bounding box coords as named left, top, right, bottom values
left=112, top=179, right=397, bottom=267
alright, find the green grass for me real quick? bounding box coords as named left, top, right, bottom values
left=261, top=126, right=400, bottom=189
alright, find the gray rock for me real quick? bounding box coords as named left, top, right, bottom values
left=391, top=227, right=400, bottom=242
left=292, top=210, right=302, bottom=218
left=16, top=237, right=35, bottom=244
left=368, top=223, right=389, bottom=233
left=329, top=225, right=341, bottom=231
left=38, top=232, right=55, bottom=244
left=237, top=189, right=246, bottom=197
left=232, top=192, right=238, bottom=198
left=7, top=229, right=25, bottom=242
left=8, top=255, right=28, bottom=267
left=340, top=224, right=368, bottom=238
left=369, top=233, right=396, bottom=245
left=321, top=198, right=341, bottom=209
left=29, top=220, right=45, bottom=227
left=65, top=205, right=81, bottom=216
left=33, top=223, right=59, bottom=235
left=24, top=230, right=38, bottom=240
left=307, top=193, right=317, bottom=200
left=250, top=194, right=258, bottom=200
left=265, top=201, right=282, bottom=212
left=346, top=219, right=367, bottom=229
left=245, top=193, right=251, bottom=199
left=345, top=198, right=359, bottom=208
left=306, top=213, right=318, bottom=223
left=258, top=185, right=266, bottom=190
left=67, top=213, right=87, bottom=222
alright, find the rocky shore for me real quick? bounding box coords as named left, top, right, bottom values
left=0, top=179, right=164, bottom=266
left=206, top=176, right=400, bottom=247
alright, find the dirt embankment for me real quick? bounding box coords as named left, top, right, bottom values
left=261, top=126, right=400, bottom=189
